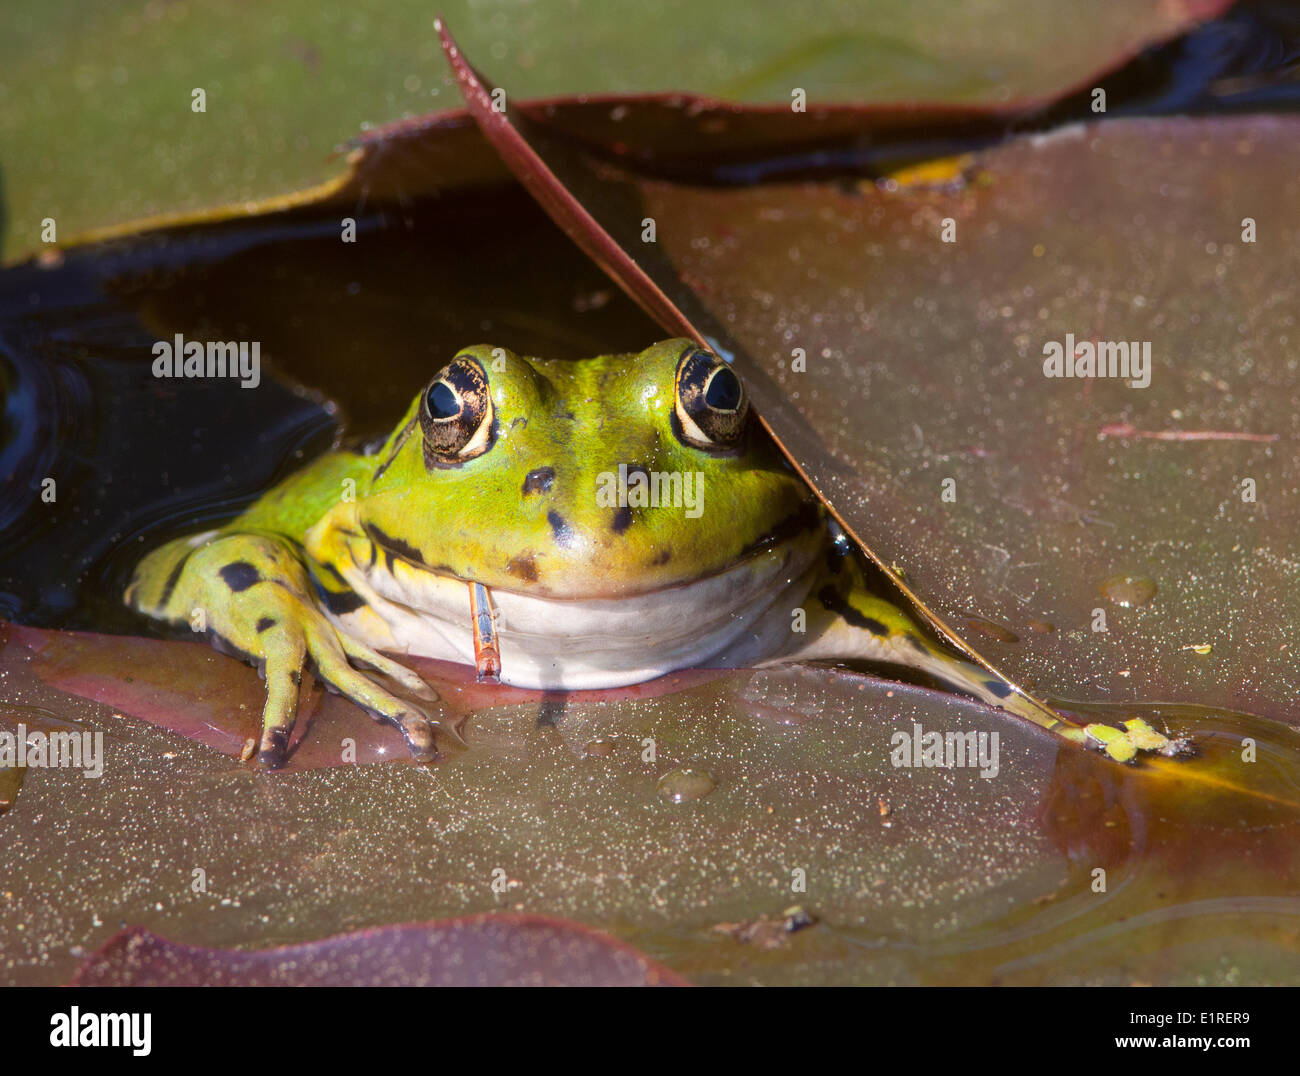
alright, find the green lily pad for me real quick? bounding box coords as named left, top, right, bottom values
left=1, top=0, right=1228, bottom=261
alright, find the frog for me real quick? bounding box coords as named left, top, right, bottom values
left=125, top=339, right=1179, bottom=769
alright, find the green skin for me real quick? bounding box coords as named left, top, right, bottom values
left=126, top=339, right=1173, bottom=768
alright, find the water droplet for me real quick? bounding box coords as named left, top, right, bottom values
left=1099, top=575, right=1158, bottom=608
left=584, top=737, right=616, bottom=758
left=657, top=767, right=715, bottom=803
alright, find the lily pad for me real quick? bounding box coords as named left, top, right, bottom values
left=619, top=116, right=1300, bottom=720
left=435, top=30, right=1300, bottom=724
left=70, top=916, right=688, bottom=986
left=2, top=0, right=1297, bottom=992
left=2, top=621, right=722, bottom=772
left=0, top=0, right=1231, bottom=261
left=4, top=623, right=1300, bottom=987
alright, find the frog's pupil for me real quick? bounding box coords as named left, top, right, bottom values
left=428, top=381, right=460, bottom=419
left=705, top=368, right=741, bottom=411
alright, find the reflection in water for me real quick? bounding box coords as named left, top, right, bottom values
left=1043, top=699, right=1300, bottom=869
left=1008, top=700, right=1300, bottom=981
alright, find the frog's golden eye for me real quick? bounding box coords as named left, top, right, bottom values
left=420, top=355, right=495, bottom=464
left=672, top=347, right=749, bottom=451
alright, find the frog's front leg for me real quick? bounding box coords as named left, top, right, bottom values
left=125, top=531, right=442, bottom=768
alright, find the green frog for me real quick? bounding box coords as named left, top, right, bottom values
left=125, top=340, right=1176, bottom=768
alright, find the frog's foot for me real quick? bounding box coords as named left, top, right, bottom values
left=129, top=532, right=452, bottom=769
left=1067, top=717, right=1194, bottom=764
left=258, top=614, right=450, bottom=769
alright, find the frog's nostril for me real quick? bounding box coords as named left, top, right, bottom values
left=522, top=466, right=556, bottom=496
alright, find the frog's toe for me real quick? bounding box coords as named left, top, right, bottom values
left=1130, top=718, right=1196, bottom=758
left=1083, top=718, right=1180, bottom=764
left=256, top=634, right=308, bottom=770
left=1122, top=717, right=1171, bottom=752
left=1084, top=723, right=1137, bottom=763
left=394, top=708, right=442, bottom=761
left=307, top=630, right=449, bottom=762
left=258, top=725, right=292, bottom=770
left=375, top=702, right=446, bottom=762
left=336, top=635, right=439, bottom=703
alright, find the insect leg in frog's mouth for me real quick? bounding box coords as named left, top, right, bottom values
left=470, top=580, right=502, bottom=683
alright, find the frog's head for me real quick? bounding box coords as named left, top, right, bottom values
left=357, top=339, right=819, bottom=599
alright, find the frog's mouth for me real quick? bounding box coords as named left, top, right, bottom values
left=326, top=525, right=827, bottom=691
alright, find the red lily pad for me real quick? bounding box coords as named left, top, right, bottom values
left=2, top=621, right=721, bottom=772
left=70, top=915, right=688, bottom=986
left=8, top=647, right=1300, bottom=987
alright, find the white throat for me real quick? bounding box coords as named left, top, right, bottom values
left=324, top=539, right=823, bottom=691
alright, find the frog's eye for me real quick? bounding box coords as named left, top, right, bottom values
left=420, top=355, right=495, bottom=463
left=672, top=348, right=749, bottom=451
